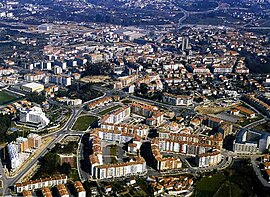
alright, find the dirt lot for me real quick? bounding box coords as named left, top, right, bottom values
left=195, top=105, right=229, bottom=115
left=80, top=75, right=111, bottom=83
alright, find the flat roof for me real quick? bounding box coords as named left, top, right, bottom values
left=22, top=82, right=44, bottom=89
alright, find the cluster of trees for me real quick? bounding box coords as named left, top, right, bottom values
left=32, top=141, right=83, bottom=179
left=83, top=62, right=113, bottom=76
left=32, top=152, right=72, bottom=179
left=180, top=1, right=218, bottom=12
left=26, top=92, right=46, bottom=104
left=0, top=115, right=12, bottom=144
left=54, top=142, right=78, bottom=154
left=240, top=49, right=270, bottom=73
left=134, top=83, right=163, bottom=101
left=57, top=83, right=103, bottom=102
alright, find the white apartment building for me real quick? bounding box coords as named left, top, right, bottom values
left=89, top=129, right=146, bottom=180
left=57, top=97, right=82, bottom=106
left=24, top=73, right=45, bottom=82
left=102, top=106, right=131, bottom=124
left=19, top=106, right=50, bottom=127
left=100, top=123, right=149, bottom=138
left=93, top=157, right=147, bottom=179
left=195, top=151, right=222, bottom=167
left=212, top=66, right=233, bottom=73
left=15, top=175, right=67, bottom=193
left=48, top=75, right=72, bottom=86
left=0, top=68, right=16, bottom=76
left=233, top=142, right=258, bottom=154
left=7, top=143, right=20, bottom=170
left=162, top=93, right=193, bottom=106
left=98, top=129, right=134, bottom=143
left=162, top=64, right=182, bottom=70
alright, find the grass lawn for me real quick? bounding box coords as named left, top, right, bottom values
left=109, top=145, right=118, bottom=156
left=98, top=105, right=122, bottom=115
left=70, top=169, right=80, bottom=181
left=72, top=115, right=98, bottom=131
left=195, top=174, right=226, bottom=197
left=215, top=182, right=243, bottom=197
left=239, top=115, right=263, bottom=127
left=0, top=91, right=20, bottom=105
left=254, top=121, right=270, bottom=132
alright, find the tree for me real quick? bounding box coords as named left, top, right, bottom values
left=40, top=153, right=60, bottom=176
left=139, top=83, right=149, bottom=95
left=83, top=62, right=113, bottom=76
left=0, top=114, right=12, bottom=143
left=57, top=83, right=103, bottom=102
left=60, top=162, right=71, bottom=175
left=26, top=92, right=46, bottom=104
left=57, top=89, right=70, bottom=97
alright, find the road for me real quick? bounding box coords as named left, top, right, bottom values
left=92, top=84, right=196, bottom=117
left=3, top=84, right=269, bottom=195
left=83, top=85, right=270, bottom=189
left=1, top=86, right=110, bottom=195
left=77, top=135, right=89, bottom=183
left=1, top=100, right=85, bottom=195
left=251, top=157, right=270, bottom=188
left=177, top=2, right=227, bottom=32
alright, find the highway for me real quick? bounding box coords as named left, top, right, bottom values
left=177, top=2, right=227, bottom=32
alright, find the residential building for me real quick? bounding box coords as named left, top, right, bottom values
left=59, top=154, right=76, bottom=168
left=74, top=181, right=86, bottom=197
left=130, top=102, right=164, bottom=126
left=195, top=150, right=222, bottom=167
left=151, top=139, right=182, bottom=171
left=22, top=190, right=33, bottom=197
left=16, top=137, right=29, bottom=153
left=101, top=105, right=131, bottom=124
left=27, top=133, right=42, bottom=149
left=233, top=129, right=270, bottom=154
left=162, top=93, right=193, bottom=106
left=56, top=97, right=82, bottom=106
left=57, top=184, right=69, bottom=197
left=15, top=175, right=67, bottom=193
left=42, top=187, right=53, bottom=197
left=48, top=75, right=72, bottom=86
left=7, top=143, right=20, bottom=170
left=89, top=129, right=146, bottom=179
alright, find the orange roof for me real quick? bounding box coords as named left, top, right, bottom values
left=234, top=105, right=255, bottom=115
left=74, top=181, right=85, bottom=193
left=266, top=169, right=270, bottom=176
left=22, top=190, right=32, bottom=197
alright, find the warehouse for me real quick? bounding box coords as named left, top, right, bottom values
left=21, top=82, right=44, bottom=93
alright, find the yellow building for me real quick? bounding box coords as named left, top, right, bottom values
left=21, top=82, right=44, bottom=93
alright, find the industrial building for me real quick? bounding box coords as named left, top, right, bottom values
left=21, top=82, right=44, bottom=93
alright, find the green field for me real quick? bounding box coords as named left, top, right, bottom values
left=239, top=114, right=263, bottom=127
left=195, top=174, right=226, bottom=197
left=98, top=105, right=122, bottom=115
left=215, top=182, right=243, bottom=197
left=72, top=115, right=98, bottom=131
left=0, top=91, right=20, bottom=105
left=194, top=164, right=259, bottom=197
